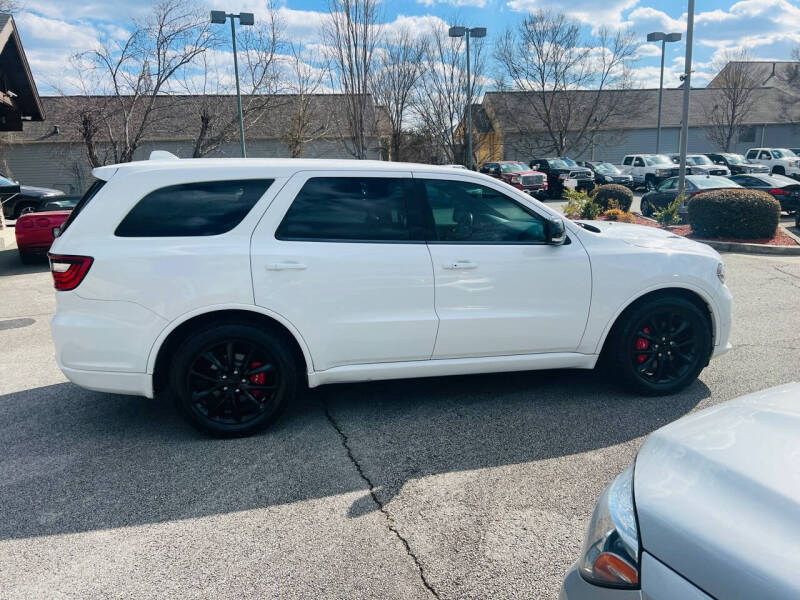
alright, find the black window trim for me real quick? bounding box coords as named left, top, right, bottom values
left=415, top=176, right=569, bottom=246
left=274, top=175, right=427, bottom=244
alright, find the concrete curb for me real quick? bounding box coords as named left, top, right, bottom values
left=693, top=238, right=800, bottom=256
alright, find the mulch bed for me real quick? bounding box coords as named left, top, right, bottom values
left=594, top=214, right=800, bottom=247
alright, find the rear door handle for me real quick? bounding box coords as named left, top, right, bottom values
left=443, top=261, right=477, bottom=270
left=266, top=262, right=307, bottom=271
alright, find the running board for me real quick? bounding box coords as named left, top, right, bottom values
left=307, top=352, right=598, bottom=388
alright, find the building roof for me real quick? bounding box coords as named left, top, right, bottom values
left=708, top=61, right=800, bottom=94
left=481, top=86, right=800, bottom=135
left=3, top=93, right=377, bottom=144
left=0, top=13, right=44, bottom=129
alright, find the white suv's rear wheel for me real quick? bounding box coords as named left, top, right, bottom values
left=169, top=323, right=297, bottom=437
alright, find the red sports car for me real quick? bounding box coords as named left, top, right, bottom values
left=15, top=210, right=71, bottom=263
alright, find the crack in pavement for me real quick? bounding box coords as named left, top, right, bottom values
left=322, top=397, right=441, bottom=600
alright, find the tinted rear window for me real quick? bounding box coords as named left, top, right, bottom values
left=115, top=179, right=273, bottom=237
left=275, top=177, right=420, bottom=242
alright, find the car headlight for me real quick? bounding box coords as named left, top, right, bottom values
left=579, top=465, right=639, bottom=588
left=717, top=261, right=726, bottom=284
left=511, top=175, right=520, bottom=183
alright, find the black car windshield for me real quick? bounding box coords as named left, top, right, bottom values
left=691, top=176, right=739, bottom=189
left=723, top=154, right=747, bottom=164
left=500, top=163, right=526, bottom=173
left=645, top=155, right=673, bottom=166
left=594, top=163, right=621, bottom=174
left=560, top=158, right=578, bottom=167
left=547, top=159, right=571, bottom=169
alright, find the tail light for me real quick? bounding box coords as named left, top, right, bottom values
left=48, top=254, right=93, bottom=291
left=770, top=188, right=789, bottom=195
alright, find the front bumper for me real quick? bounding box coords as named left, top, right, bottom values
left=560, top=563, right=640, bottom=600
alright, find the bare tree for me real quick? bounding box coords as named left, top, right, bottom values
left=369, top=26, right=426, bottom=161
left=66, top=0, right=213, bottom=166
left=283, top=43, right=329, bottom=158
left=494, top=9, right=640, bottom=158
left=414, top=21, right=485, bottom=164
left=182, top=4, right=286, bottom=157
left=704, top=50, right=760, bottom=152
left=323, top=0, right=381, bottom=159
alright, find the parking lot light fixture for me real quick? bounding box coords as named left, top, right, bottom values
left=210, top=10, right=255, bottom=158
left=449, top=26, right=487, bottom=171
left=647, top=31, right=682, bottom=154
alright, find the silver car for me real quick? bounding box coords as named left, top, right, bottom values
left=561, top=382, right=800, bottom=599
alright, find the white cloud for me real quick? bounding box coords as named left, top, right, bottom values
left=418, top=0, right=488, bottom=7
left=506, top=0, right=640, bottom=29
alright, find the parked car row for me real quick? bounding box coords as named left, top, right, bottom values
left=0, top=173, right=65, bottom=220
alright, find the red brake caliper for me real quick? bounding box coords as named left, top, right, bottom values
left=636, top=327, right=651, bottom=363
left=249, top=362, right=265, bottom=398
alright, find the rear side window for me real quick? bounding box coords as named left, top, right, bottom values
left=275, top=177, right=420, bottom=242
left=115, top=179, right=272, bottom=237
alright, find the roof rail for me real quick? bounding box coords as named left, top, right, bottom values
left=149, top=150, right=179, bottom=161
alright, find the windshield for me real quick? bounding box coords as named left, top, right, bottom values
left=559, top=158, right=578, bottom=167
left=645, top=155, right=673, bottom=166
left=723, top=154, right=746, bottom=164
left=692, top=176, right=739, bottom=189
left=547, top=159, right=571, bottom=169
left=687, top=155, right=713, bottom=165
left=773, top=149, right=796, bottom=158
left=594, top=163, right=620, bottom=174
left=500, top=162, right=526, bottom=173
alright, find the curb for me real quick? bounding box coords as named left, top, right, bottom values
left=691, top=238, right=800, bottom=256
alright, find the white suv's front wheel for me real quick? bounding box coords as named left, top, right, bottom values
left=169, top=322, right=297, bottom=437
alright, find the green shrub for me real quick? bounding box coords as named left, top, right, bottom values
left=653, top=192, right=684, bottom=227
left=562, top=187, right=599, bottom=219
left=594, top=184, right=634, bottom=212
left=688, top=188, right=780, bottom=239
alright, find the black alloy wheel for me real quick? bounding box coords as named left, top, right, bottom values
left=611, top=296, right=712, bottom=395
left=170, top=323, right=297, bottom=437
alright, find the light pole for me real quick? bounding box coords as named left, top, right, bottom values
left=677, top=0, right=695, bottom=194
left=449, top=25, right=486, bottom=170
left=647, top=31, right=682, bottom=154
left=211, top=10, right=254, bottom=158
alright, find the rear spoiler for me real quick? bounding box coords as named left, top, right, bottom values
left=91, top=165, right=118, bottom=182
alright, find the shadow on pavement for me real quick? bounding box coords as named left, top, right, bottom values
left=0, top=246, right=49, bottom=276
left=0, top=370, right=707, bottom=540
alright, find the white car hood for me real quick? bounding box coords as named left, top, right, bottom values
left=576, top=220, right=719, bottom=257
left=635, top=383, right=800, bottom=599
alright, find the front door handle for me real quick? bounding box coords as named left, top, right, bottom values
left=443, top=261, right=477, bottom=270
left=266, top=262, right=307, bottom=271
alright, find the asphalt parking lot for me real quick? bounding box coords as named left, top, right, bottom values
left=1, top=243, right=799, bottom=600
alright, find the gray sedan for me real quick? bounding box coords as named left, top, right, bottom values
left=561, top=382, right=800, bottom=599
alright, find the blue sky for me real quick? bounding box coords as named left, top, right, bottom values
left=12, top=0, right=800, bottom=95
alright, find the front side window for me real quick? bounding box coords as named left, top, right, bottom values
left=634, top=158, right=645, bottom=167
left=423, top=179, right=545, bottom=243
left=760, top=151, right=772, bottom=159
left=116, top=179, right=272, bottom=237
left=276, top=177, right=418, bottom=242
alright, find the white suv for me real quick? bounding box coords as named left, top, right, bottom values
left=50, top=154, right=733, bottom=437
left=745, top=147, right=800, bottom=178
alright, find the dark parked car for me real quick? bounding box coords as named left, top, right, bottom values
left=479, top=161, right=548, bottom=197
left=0, top=174, right=65, bottom=220
left=640, top=175, right=741, bottom=219
left=705, top=153, right=770, bottom=175
left=577, top=161, right=634, bottom=187
left=727, top=173, right=800, bottom=214
left=528, top=157, right=593, bottom=198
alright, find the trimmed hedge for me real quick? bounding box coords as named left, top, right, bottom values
left=688, top=188, right=780, bottom=239
left=594, top=184, right=634, bottom=212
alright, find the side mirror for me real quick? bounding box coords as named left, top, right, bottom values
left=491, top=166, right=500, bottom=175
left=531, top=163, right=540, bottom=171
left=545, top=216, right=566, bottom=245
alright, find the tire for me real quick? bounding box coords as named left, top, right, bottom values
left=608, top=295, right=712, bottom=396
left=640, top=198, right=652, bottom=218
left=169, top=322, right=298, bottom=437
left=18, top=250, right=38, bottom=264
left=772, top=166, right=785, bottom=176
left=14, top=203, right=36, bottom=219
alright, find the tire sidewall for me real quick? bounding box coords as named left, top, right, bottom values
left=169, top=323, right=297, bottom=437
left=613, top=296, right=712, bottom=396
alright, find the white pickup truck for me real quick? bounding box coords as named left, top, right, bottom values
left=618, top=154, right=680, bottom=189
left=744, top=148, right=800, bottom=179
